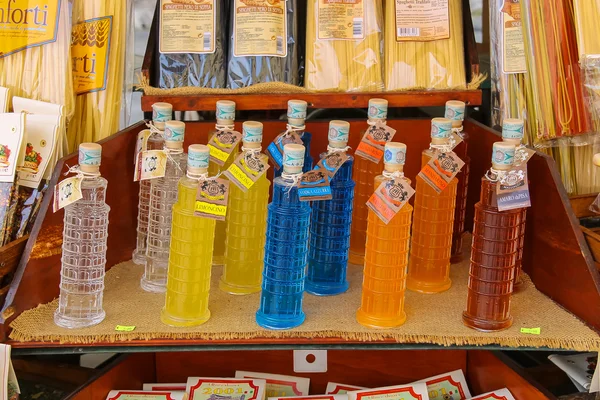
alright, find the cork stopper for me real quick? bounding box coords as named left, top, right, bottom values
left=164, top=120, right=185, bottom=149
left=243, top=121, right=263, bottom=149
left=368, top=98, right=388, bottom=121
left=188, top=144, right=210, bottom=174
left=445, top=100, right=466, bottom=128
left=152, top=102, right=172, bottom=130
left=430, top=118, right=453, bottom=145
left=492, top=142, right=516, bottom=170
left=384, top=142, right=406, bottom=173
left=502, top=118, right=525, bottom=145
left=216, top=100, right=236, bottom=125
left=283, top=143, right=305, bottom=174
left=287, top=100, right=308, bottom=125
left=328, top=120, right=350, bottom=149
left=78, top=143, right=102, bottom=173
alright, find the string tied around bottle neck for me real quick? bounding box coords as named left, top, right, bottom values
left=146, top=121, right=163, bottom=137
left=327, top=145, right=351, bottom=154
left=485, top=167, right=507, bottom=183
left=452, top=126, right=465, bottom=138
left=242, top=146, right=262, bottom=155
left=64, top=164, right=101, bottom=179
left=430, top=135, right=456, bottom=154
left=215, top=123, right=235, bottom=132
left=285, top=124, right=306, bottom=135
left=514, top=144, right=529, bottom=165
left=187, top=171, right=210, bottom=181
left=382, top=170, right=405, bottom=180
left=281, top=171, right=303, bottom=196
left=367, top=119, right=387, bottom=127
left=163, top=145, right=185, bottom=174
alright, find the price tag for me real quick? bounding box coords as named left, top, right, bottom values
left=53, top=176, right=83, bottom=212
left=187, top=378, right=266, bottom=400
left=134, top=150, right=167, bottom=182
left=515, top=146, right=536, bottom=166
left=208, top=130, right=242, bottom=166
left=520, top=327, right=541, bottom=335
left=134, top=129, right=151, bottom=164
left=223, top=153, right=270, bottom=192
left=267, top=131, right=303, bottom=170
left=115, top=325, right=136, bottom=332
left=418, top=151, right=465, bottom=193
left=194, top=178, right=230, bottom=221
left=298, top=170, right=332, bottom=202
left=355, top=123, right=396, bottom=163
left=315, top=152, right=349, bottom=179
left=367, top=178, right=415, bottom=224
left=496, top=166, right=531, bottom=211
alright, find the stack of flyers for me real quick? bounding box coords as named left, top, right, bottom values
left=325, top=383, right=368, bottom=395
left=346, top=383, right=429, bottom=400
left=187, top=378, right=267, bottom=400
left=143, top=383, right=186, bottom=394
left=235, top=371, right=310, bottom=397
left=105, top=391, right=185, bottom=400
left=413, top=370, right=471, bottom=400
left=268, top=395, right=347, bottom=400
left=467, top=388, right=516, bottom=400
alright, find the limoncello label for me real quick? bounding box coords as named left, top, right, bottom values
left=223, top=152, right=270, bottom=192
left=367, top=178, right=415, bottom=225
left=208, top=130, right=242, bottom=166
left=194, top=178, right=230, bottom=221
left=134, top=150, right=168, bottom=182
left=355, top=123, right=396, bottom=163
left=418, top=151, right=465, bottom=194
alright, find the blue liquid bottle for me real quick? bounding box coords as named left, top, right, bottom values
left=306, top=120, right=355, bottom=295
left=257, top=144, right=311, bottom=329
left=274, top=100, right=313, bottom=178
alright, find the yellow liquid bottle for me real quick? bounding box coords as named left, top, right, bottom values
left=162, top=145, right=216, bottom=327
left=209, top=100, right=239, bottom=266
left=357, top=142, right=413, bottom=328
left=350, top=98, right=389, bottom=265
left=221, top=121, right=271, bottom=294
left=407, top=118, right=458, bottom=294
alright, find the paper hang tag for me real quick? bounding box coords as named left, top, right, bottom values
left=195, top=178, right=230, bottom=221
left=208, top=130, right=242, bottom=166
left=134, top=150, right=168, bottom=182
left=223, top=152, right=270, bottom=192
left=418, top=151, right=465, bottom=194
left=515, top=146, right=536, bottom=165
left=315, top=152, right=349, bottom=179
left=496, top=166, right=531, bottom=211
left=450, top=132, right=464, bottom=150
left=267, top=131, right=303, bottom=170
left=53, top=176, right=83, bottom=212
left=134, top=129, right=151, bottom=165
left=367, top=178, right=415, bottom=224
left=355, top=123, right=397, bottom=163
left=298, top=170, right=332, bottom=202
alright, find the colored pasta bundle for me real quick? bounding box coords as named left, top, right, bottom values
left=305, top=0, right=384, bottom=92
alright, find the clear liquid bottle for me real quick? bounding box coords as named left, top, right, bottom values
left=210, top=100, right=239, bottom=266
left=133, top=102, right=172, bottom=265
left=142, top=120, right=187, bottom=293
left=357, top=142, right=413, bottom=328
left=502, top=118, right=527, bottom=289
left=162, top=145, right=215, bottom=327
left=447, top=101, right=470, bottom=263
left=257, top=144, right=311, bottom=329
left=463, top=142, right=523, bottom=332
left=350, top=99, right=388, bottom=266
left=55, top=143, right=110, bottom=329
left=274, top=100, right=313, bottom=178
left=407, top=118, right=458, bottom=293
left=306, top=120, right=354, bottom=295
left=220, top=121, right=271, bottom=294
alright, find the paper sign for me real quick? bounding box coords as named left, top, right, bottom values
left=347, top=383, right=429, bottom=400
left=468, top=388, right=516, bottom=400
left=72, top=16, right=113, bottom=95
left=134, top=150, right=168, bottom=182
left=208, top=130, right=242, bottom=166
left=223, top=153, right=270, bottom=192
left=194, top=178, right=230, bottom=221
left=53, top=176, right=83, bottom=212
left=0, top=113, right=26, bottom=183
left=367, top=178, right=415, bottom=225
left=267, top=131, right=303, bottom=170
left=143, top=384, right=186, bottom=392
left=106, top=391, right=184, bottom=400
left=187, top=378, right=266, bottom=400
left=418, top=151, right=465, bottom=193
left=548, top=353, right=596, bottom=391
left=496, top=166, right=531, bottom=211
left=134, top=129, right=151, bottom=163
left=414, top=369, right=471, bottom=400
left=355, top=124, right=397, bottom=163
left=315, top=152, right=349, bottom=179
left=115, top=325, right=136, bottom=332
left=269, top=397, right=346, bottom=400
left=501, top=0, right=526, bottom=74
left=298, top=170, right=332, bottom=202
left=17, top=114, right=59, bottom=189
left=326, top=383, right=367, bottom=395
left=235, top=371, right=310, bottom=397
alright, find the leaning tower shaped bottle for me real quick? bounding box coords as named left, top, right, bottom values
left=274, top=100, right=314, bottom=178
left=55, top=143, right=110, bottom=329
left=257, top=144, right=311, bottom=329
left=142, top=120, right=187, bottom=293
left=133, top=102, right=172, bottom=265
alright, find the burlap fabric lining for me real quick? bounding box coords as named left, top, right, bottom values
left=10, top=237, right=600, bottom=350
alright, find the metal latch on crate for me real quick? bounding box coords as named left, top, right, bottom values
left=293, top=350, right=327, bottom=373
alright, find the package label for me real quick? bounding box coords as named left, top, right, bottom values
left=501, top=0, right=526, bottom=74
left=0, top=113, right=25, bottom=183
left=134, top=150, right=168, bottom=181
left=223, top=152, right=270, bottom=192
left=159, top=0, right=215, bottom=54
left=194, top=178, right=230, bottom=221
left=18, top=115, right=59, bottom=188
left=318, top=0, right=365, bottom=40
left=266, top=131, right=303, bottom=170
left=0, top=0, right=61, bottom=58
left=315, top=152, right=349, bottom=179
left=355, top=124, right=397, bottom=163
left=496, top=166, right=531, bottom=211
left=72, top=16, right=112, bottom=95
left=53, top=176, right=83, bottom=212
left=208, top=130, right=242, bottom=166
left=298, top=170, right=332, bottom=202
left=367, top=178, right=415, bottom=224
left=394, top=0, right=450, bottom=41
left=418, top=151, right=465, bottom=193
left=233, top=0, right=287, bottom=57
left=187, top=378, right=266, bottom=400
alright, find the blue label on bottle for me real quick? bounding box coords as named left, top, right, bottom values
left=299, top=186, right=332, bottom=198
left=267, top=142, right=284, bottom=169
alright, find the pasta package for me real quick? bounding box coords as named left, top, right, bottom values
left=305, top=0, right=384, bottom=92
left=157, top=0, right=228, bottom=88
left=227, top=0, right=300, bottom=88
left=384, top=0, right=467, bottom=91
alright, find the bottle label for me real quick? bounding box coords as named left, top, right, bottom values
left=0, top=113, right=26, bottom=183
left=134, top=129, right=152, bottom=164
left=515, top=146, right=535, bottom=166
left=348, top=383, right=429, bottom=400
left=53, top=176, right=83, bottom=212
left=394, top=0, right=449, bottom=42
left=418, top=151, right=465, bottom=194
left=355, top=123, right=397, bottom=163
left=367, top=178, right=415, bottom=224
left=298, top=170, right=332, bottom=202
left=469, top=388, right=516, bottom=400
left=159, top=0, right=216, bottom=54
left=325, top=383, right=367, bottom=395
left=235, top=371, right=309, bottom=397
left=72, top=16, right=113, bottom=95
left=233, top=0, right=287, bottom=57
left=266, top=131, right=303, bottom=170
left=208, top=130, right=242, bottom=166
left=134, top=150, right=168, bottom=182
left=187, top=378, right=265, bottom=400
left=194, top=178, right=230, bottom=221
left=496, top=165, right=531, bottom=211
left=501, top=0, right=527, bottom=74
left=415, top=370, right=472, bottom=400
left=0, top=0, right=60, bottom=58
left=318, top=0, right=365, bottom=40
left=223, top=152, right=270, bottom=192
left=16, top=114, right=59, bottom=189
left=315, top=152, right=349, bottom=179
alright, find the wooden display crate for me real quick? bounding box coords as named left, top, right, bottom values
left=0, top=236, right=27, bottom=310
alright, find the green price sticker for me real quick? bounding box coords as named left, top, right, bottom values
left=115, top=325, right=136, bottom=332
left=520, top=327, right=541, bottom=335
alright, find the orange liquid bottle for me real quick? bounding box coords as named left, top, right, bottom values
left=446, top=101, right=470, bottom=263
left=407, top=118, right=458, bottom=293
left=463, top=142, right=523, bottom=331
left=349, top=99, right=389, bottom=265
left=357, top=142, right=413, bottom=328
left=502, top=119, right=527, bottom=289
